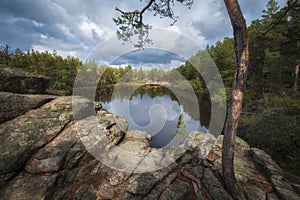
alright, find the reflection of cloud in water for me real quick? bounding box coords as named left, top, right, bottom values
left=127, top=94, right=181, bottom=127
left=131, top=100, right=139, bottom=106
left=109, top=99, right=130, bottom=117
left=101, top=93, right=207, bottom=148
left=132, top=104, right=167, bottom=136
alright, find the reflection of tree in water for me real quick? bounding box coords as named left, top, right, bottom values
left=96, top=85, right=211, bottom=127
left=133, top=86, right=174, bottom=99
left=95, top=87, right=114, bottom=103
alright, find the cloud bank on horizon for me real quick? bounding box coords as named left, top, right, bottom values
left=0, top=0, right=287, bottom=67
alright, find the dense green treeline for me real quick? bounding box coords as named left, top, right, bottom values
left=0, top=0, right=298, bottom=98
left=242, top=0, right=300, bottom=169
left=0, top=46, right=188, bottom=93
left=203, top=0, right=300, bottom=175
left=171, top=0, right=300, bottom=175
left=246, top=0, right=300, bottom=98
left=0, top=46, right=81, bottom=94
left=80, top=61, right=184, bottom=86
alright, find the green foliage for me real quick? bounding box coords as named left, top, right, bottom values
left=239, top=107, right=300, bottom=176
left=238, top=0, right=300, bottom=176
left=262, top=0, right=280, bottom=26
left=114, top=0, right=194, bottom=48
left=0, top=47, right=81, bottom=95
left=201, top=0, right=300, bottom=176
left=0, top=44, right=12, bottom=65
left=205, top=37, right=235, bottom=103
left=0, top=0, right=299, bottom=175
left=189, top=79, right=203, bottom=91
left=171, top=113, right=187, bottom=136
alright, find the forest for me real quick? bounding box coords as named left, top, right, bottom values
left=0, top=0, right=299, bottom=175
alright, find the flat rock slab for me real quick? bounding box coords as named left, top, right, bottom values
left=0, top=92, right=57, bottom=123
left=0, top=65, right=50, bottom=94
left=0, top=96, right=73, bottom=184
left=0, top=94, right=300, bottom=200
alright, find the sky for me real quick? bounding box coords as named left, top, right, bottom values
left=0, top=0, right=287, bottom=68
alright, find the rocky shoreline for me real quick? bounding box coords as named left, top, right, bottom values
left=0, top=66, right=300, bottom=199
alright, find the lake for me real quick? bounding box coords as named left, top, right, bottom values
left=98, top=86, right=211, bottom=148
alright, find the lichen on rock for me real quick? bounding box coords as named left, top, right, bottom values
left=0, top=83, right=300, bottom=199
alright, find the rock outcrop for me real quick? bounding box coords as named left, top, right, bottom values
left=1, top=94, right=300, bottom=199
left=0, top=66, right=299, bottom=199
left=0, top=65, right=50, bottom=94
left=0, top=92, right=56, bottom=123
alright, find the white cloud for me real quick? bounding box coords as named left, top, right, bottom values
left=0, top=0, right=288, bottom=61
left=57, top=24, right=76, bottom=40
left=40, top=34, right=47, bottom=39
left=78, top=15, right=109, bottom=41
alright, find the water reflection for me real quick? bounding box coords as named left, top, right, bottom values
left=99, top=86, right=210, bottom=148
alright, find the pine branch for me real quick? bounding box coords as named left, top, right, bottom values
left=263, top=0, right=298, bottom=35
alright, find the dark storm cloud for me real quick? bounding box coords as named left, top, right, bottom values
left=0, top=0, right=113, bottom=58
left=190, top=0, right=231, bottom=44
left=0, top=19, right=39, bottom=50
left=0, top=0, right=68, bottom=24
left=111, top=48, right=185, bottom=65
left=0, top=0, right=288, bottom=60
left=0, top=0, right=75, bottom=51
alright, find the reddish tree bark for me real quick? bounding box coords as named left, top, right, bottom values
left=294, top=63, right=299, bottom=93
left=115, top=1, right=249, bottom=198
left=222, top=0, right=249, bottom=199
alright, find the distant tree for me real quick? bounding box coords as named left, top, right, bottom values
left=0, top=46, right=82, bottom=94
left=10, top=48, right=27, bottom=68
left=207, top=37, right=235, bottom=89
left=0, top=44, right=12, bottom=65
left=247, top=20, right=266, bottom=97
left=138, top=67, right=145, bottom=80
left=262, top=0, right=280, bottom=26
left=285, top=0, right=300, bottom=93
left=253, top=0, right=300, bottom=93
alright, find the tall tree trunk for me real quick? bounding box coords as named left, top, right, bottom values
left=294, top=63, right=299, bottom=93
left=222, top=0, right=249, bottom=199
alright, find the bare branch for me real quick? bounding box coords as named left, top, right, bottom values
left=115, top=7, right=125, bottom=14
left=141, top=0, right=155, bottom=14
left=115, top=0, right=155, bottom=15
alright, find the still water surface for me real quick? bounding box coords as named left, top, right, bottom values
left=99, top=86, right=210, bottom=148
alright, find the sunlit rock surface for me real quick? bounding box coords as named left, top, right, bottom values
left=0, top=67, right=299, bottom=199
